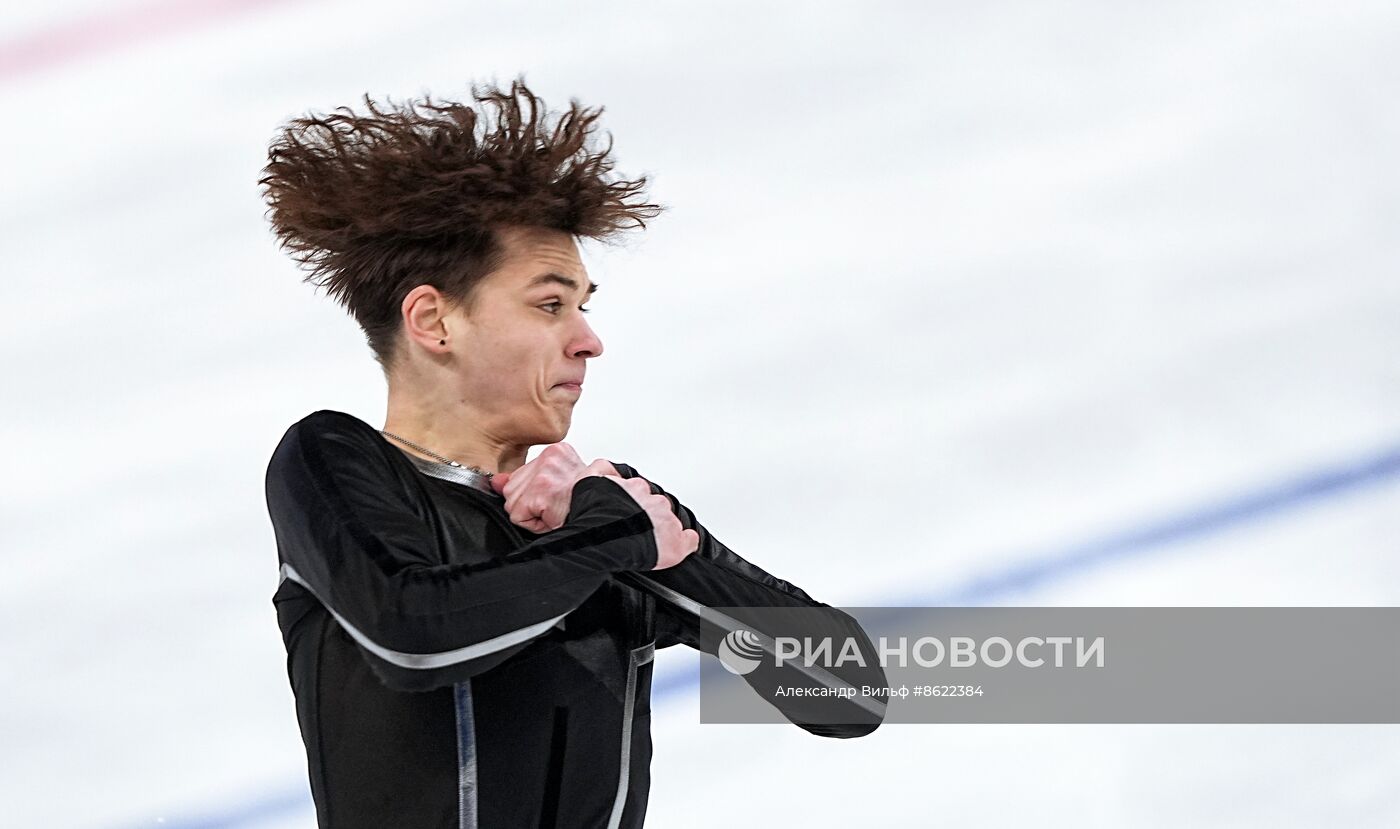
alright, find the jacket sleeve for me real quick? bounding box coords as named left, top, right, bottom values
left=610, top=462, right=887, bottom=738
left=265, top=413, right=658, bottom=692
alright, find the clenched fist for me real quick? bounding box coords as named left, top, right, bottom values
left=600, top=475, right=699, bottom=570
left=490, top=442, right=616, bottom=533
left=491, top=443, right=698, bottom=570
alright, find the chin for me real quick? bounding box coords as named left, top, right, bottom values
left=535, top=421, right=571, bottom=445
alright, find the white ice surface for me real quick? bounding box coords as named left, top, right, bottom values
left=1, top=1, right=1397, bottom=827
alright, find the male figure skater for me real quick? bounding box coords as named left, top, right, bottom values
left=261, top=77, right=884, bottom=829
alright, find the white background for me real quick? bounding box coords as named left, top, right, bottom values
left=2, top=1, right=1397, bottom=826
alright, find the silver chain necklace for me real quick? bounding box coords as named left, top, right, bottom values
left=379, top=429, right=495, bottom=480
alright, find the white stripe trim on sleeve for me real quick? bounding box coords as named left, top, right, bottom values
left=279, top=562, right=566, bottom=670
left=617, top=572, right=887, bottom=720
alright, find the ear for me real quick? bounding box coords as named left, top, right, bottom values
left=400, top=284, right=456, bottom=355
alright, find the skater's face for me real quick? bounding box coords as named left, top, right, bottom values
left=441, top=225, right=603, bottom=445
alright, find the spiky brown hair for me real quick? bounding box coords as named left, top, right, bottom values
left=259, top=75, right=664, bottom=372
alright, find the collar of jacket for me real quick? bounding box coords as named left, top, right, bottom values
left=399, top=450, right=500, bottom=497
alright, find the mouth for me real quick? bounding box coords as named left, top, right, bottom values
left=552, top=382, right=583, bottom=394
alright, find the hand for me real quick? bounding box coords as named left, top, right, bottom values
left=605, top=476, right=700, bottom=570
left=491, top=443, right=621, bottom=533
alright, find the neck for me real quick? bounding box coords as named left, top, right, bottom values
left=382, top=386, right=531, bottom=476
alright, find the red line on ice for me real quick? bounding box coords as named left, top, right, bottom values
left=0, top=0, right=292, bottom=84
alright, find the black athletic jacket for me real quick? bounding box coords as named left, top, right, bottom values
left=264, top=409, right=885, bottom=828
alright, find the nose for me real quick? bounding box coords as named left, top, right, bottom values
left=569, top=315, right=604, bottom=359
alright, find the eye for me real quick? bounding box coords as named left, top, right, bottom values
left=539, top=300, right=591, bottom=315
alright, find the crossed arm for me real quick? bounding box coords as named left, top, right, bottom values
left=268, top=414, right=884, bottom=732
left=496, top=445, right=888, bottom=737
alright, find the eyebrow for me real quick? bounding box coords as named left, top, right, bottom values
left=526, top=272, right=598, bottom=295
